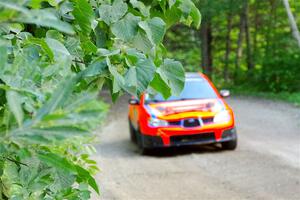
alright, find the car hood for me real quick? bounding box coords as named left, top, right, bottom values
left=145, top=99, right=224, bottom=119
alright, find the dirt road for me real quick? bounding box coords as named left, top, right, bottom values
left=92, top=96, right=300, bottom=200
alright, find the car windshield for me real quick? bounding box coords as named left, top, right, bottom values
left=146, top=78, right=217, bottom=103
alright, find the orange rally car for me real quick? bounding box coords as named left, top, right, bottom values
left=128, top=72, right=237, bottom=153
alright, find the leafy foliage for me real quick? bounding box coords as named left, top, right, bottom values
left=0, top=0, right=200, bottom=199
left=260, top=49, right=300, bottom=92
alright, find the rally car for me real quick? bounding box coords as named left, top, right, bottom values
left=128, top=72, right=237, bottom=154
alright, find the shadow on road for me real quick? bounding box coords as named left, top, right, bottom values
left=142, top=144, right=224, bottom=157
left=97, top=136, right=225, bottom=158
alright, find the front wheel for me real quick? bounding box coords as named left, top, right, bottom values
left=136, top=130, right=151, bottom=155
left=221, top=138, right=237, bottom=150
left=128, top=120, right=137, bottom=143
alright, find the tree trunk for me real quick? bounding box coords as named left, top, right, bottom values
left=200, top=21, right=213, bottom=78
left=265, top=0, right=276, bottom=58
left=224, top=13, right=233, bottom=82
left=245, top=0, right=254, bottom=71
left=235, top=5, right=246, bottom=79
left=283, top=0, right=300, bottom=48
left=253, top=0, right=260, bottom=54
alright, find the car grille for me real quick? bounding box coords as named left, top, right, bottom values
left=168, top=121, right=181, bottom=126
left=183, top=118, right=200, bottom=127
left=202, top=117, right=214, bottom=124
left=168, top=117, right=214, bottom=127
left=170, top=132, right=215, bottom=144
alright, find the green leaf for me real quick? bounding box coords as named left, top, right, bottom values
left=178, top=0, right=201, bottom=28
left=46, top=30, right=64, bottom=42
left=98, top=0, right=128, bottom=25
left=132, top=31, right=153, bottom=54
left=64, top=38, right=84, bottom=61
left=9, top=23, right=24, bottom=34
left=130, top=0, right=150, bottom=17
left=29, top=0, right=61, bottom=8
left=75, top=165, right=100, bottom=194
left=46, top=38, right=70, bottom=59
left=163, top=4, right=182, bottom=28
left=6, top=91, right=24, bottom=127
left=138, top=17, right=166, bottom=45
left=124, top=67, right=137, bottom=94
left=14, top=126, right=90, bottom=143
left=60, top=1, right=74, bottom=20
left=18, top=9, right=74, bottom=35
left=158, top=0, right=167, bottom=13
left=168, top=0, right=176, bottom=8
left=124, top=50, right=156, bottom=96
left=94, top=25, right=106, bottom=48
left=111, top=13, right=141, bottom=41
left=27, top=37, right=54, bottom=61
left=97, top=48, right=120, bottom=57
left=38, top=126, right=88, bottom=135
left=80, top=35, right=98, bottom=54
left=150, top=73, right=171, bottom=99
left=50, top=169, right=76, bottom=193
left=83, top=59, right=108, bottom=77
left=157, top=59, right=185, bottom=96
left=31, top=126, right=89, bottom=139
left=38, top=151, right=76, bottom=173
left=190, top=4, right=201, bottom=29
left=33, top=75, right=79, bottom=124
left=161, top=0, right=201, bottom=29
left=73, top=0, right=94, bottom=35
left=106, top=58, right=124, bottom=94
left=0, top=45, right=7, bottom=69
left=178, top=0, right=192, bottom=17
left=0, top=1, right=30, bottom=16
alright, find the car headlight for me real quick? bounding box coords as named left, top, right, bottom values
left=148, top=118, right=168, bottom=127
left=213, top=110, right=231, bottom=124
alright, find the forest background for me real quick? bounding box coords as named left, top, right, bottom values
left=166, top=0, right=300, bottom=106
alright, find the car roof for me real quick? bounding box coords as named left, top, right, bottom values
left=185, top=72, right=203, bottom=80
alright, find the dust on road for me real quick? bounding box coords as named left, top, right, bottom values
left=92, top=95, right=300, bottom=200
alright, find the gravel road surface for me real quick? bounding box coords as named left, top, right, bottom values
left=92, top=96, right=300, bottom=200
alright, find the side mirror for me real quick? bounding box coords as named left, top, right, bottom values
left=128, top=98, right=140, bottom=105
left=220, top=89, right=230, bottom=98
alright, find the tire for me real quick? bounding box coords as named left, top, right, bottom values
left=138, top=145, right=150, bottom=155
left=221, top=138, right=238, bottom=150
left=136, top=129, right=151, bottom=155
left=128, top=120, right=137, bottom=143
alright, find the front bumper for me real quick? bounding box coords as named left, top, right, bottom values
left=140, top=127, right=237, bottom=148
